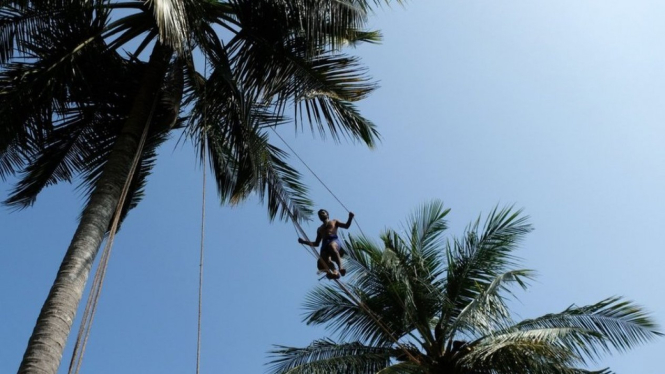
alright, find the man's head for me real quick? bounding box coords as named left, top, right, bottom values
left=318, top=209, right=329, bottom=222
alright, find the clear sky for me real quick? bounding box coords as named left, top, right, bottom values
left=2, top=0, right=664, bottom=373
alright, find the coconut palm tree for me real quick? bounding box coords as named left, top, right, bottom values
left=0, top=1, right=394, bottom=372
left=269, top=200, right=661, bottom=373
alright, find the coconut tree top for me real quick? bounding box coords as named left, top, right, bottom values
left=270, top=200, right=662, bottom=373
left=1, top=0, right=397, bottom=221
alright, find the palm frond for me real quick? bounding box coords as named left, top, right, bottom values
left=296, top=93, right=380, bottom=147
left=378, top=230, right=444, bottom=351
left=230, top=0, right=370, bottom=56
left=267, top=339, right=393, bottom=374
left=440, top=206, right=532, bottom=335
left=187, top=52, right=313, bottom=222
left=146, top=0, right=189, bottom=53
left=513, top=297, right=662, bottom=358
left=0, top=139, right=28, bottom=181
left=0, top=0, right=107, bottom=63
left=461, top=327, right=616, bottom=374
left=462, top=332, right=584, bottom=374
left=225, top=1, right=381, bottom=146
left=228, top=128, right=314, bottom=222
left=0, top=4, right=47, bottom=63
left=0, top=0, right=109, bottom=181
left=303, top=283, right=385, bottom=344
left=4, top=113, right=92, bottom=208
left=103, top=11, right=157, bottom=52
left=449, top=269, right=534, bottom=340
left=404, top=199, right=449, bottom=274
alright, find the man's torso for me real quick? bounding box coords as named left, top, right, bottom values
left=317, top=219, right=339, bottom=238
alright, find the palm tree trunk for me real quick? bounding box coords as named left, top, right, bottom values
left=17, top=43, right=173, bottom=374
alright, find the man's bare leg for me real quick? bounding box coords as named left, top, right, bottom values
left=318, top=252, right=339, bottom=279
left=329, top=242, right=346, bottom=276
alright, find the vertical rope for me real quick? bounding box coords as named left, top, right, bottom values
left=196, top=54, right=208, bottom=374
left=196, top=137, right=206, bottom=374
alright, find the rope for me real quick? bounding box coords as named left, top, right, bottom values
left=195, top=54, right=209, bottom=374
left=68, top=96, right=156, bottom=374
left=196, top=111, right=207, bottom=374
left=269, top=128, right=370, bottom=239
left=269, top=129, right=350, bottom=212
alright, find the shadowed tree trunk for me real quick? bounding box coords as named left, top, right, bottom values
left=18, top=43, right=173, bottom=374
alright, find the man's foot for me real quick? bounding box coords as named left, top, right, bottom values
left=339, top=268, right=347, bottom=276
left=326, top=271, right=341, bottom=280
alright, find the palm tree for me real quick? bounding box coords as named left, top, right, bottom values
left=269, top=200, right=661, bottom=373
left=0, top=1, right=395, bottom=372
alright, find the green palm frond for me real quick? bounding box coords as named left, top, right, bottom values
left=449, top=269, right=534, bottom=340
left=459, top=296, right=661, bottom=373
left=345, top=225, right=447, bottom=350
left=378, top=231, right=443, bottom=351
left=347, top=235, right=430, bottom=343
left=462, top=341, right=574, bottom=373
left=405, top=199, right=450, bottom=266
left=0, top=139, right=26, bottom=181
left=303, top=283, right=391, bottom=345
left=268, top=339, right=393, bottom=374
left=513, top=297, right=662, bottom=357
left=339, top=29, right=382, bottom=47
left=201, top=111, right=315, bottom=222
left=461, top=328, right=617, bottom=374
left=344, top=235, right=393, bottom=294
left=441, top=206, right=532, bottom=333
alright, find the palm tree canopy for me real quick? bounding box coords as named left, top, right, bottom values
left=2, top=2, right=400, bottom=373
left=0, top=0, right=394, bottom=222
left=269, top=200, right=662, bottom=374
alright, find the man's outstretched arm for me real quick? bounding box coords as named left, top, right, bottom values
left=336, top=212, right=355, bottom=229
left=298, top=232, right=322, bottom=247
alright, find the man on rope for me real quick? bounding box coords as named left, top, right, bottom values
left=298, top=209, right=354, bottom=280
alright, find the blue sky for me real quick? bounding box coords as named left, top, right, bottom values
left=2, top=0, right=664, bottom=373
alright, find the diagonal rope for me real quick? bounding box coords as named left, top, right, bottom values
left=68, top=95, right=157, bottom=374
left=269, top=128, right=370, bottom=239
